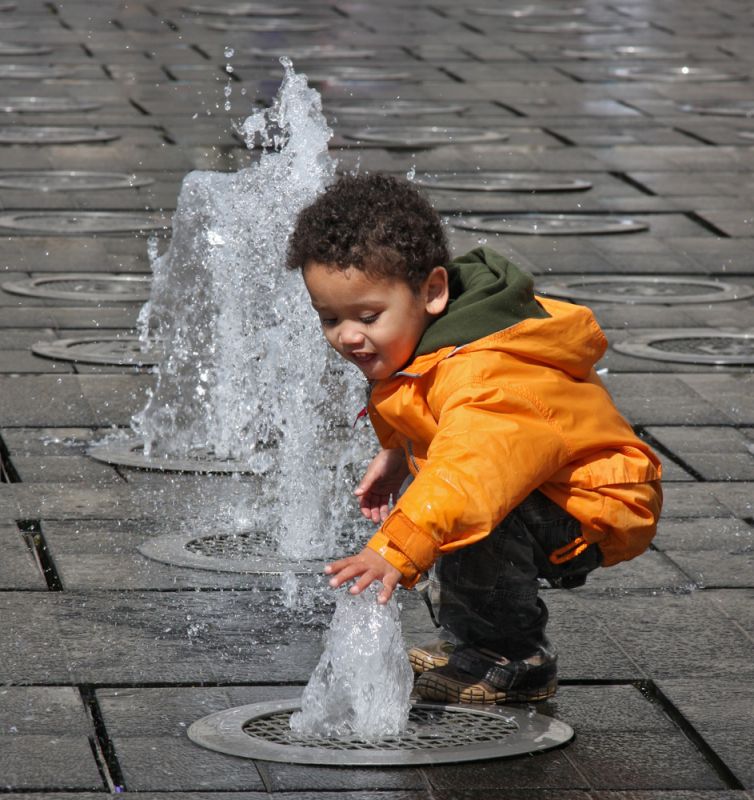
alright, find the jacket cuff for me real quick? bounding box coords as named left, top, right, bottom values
left=366, top=531, right=422, bottom=589
left=366, top=510, right=440, bottom=589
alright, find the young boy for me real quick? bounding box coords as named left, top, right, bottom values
left=287, top=173, right=662, bottom=705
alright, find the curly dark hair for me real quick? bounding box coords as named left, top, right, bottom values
left=286, top=173, right=450, bottom=290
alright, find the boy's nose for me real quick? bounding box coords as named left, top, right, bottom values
left=338, top=323, right=365, bottom=347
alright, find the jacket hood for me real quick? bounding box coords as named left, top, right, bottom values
left=407, top=247, right=607, bottom=381
left=416, top=246, right=549, bottom=356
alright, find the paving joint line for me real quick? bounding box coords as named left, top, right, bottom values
left=18, top=519, right=64, bottom=592
left=79, top=684, right=127, bottom=793
left=639, top=679, right=746, bottom=790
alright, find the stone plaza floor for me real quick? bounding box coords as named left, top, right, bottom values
left=0, top=0, right=753, bottom=796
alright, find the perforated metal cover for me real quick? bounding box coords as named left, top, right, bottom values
left=248, top=46, right=375, bottom=59
left=453, top=214, right=648, bottom=235
left=536, top=276, right=754, bottom=304
left=416, top=172, right=592, bottom=193
left=0, top=211, right=168, bottom=234
left=88, top=438, right=253, bottom=474
left=0, top=97, right=101, bottom=113
left=0, top=171, right=153, bottom=191
left=303, top=67, right=413, bottom=82
left=614, top=329, right=754, bottom=365
left=0, top=127, right=118, bottom=145
left=345, top=127, right=508, bottom=146
left=609, top=66, right=746, bottom=82
left=0, top=43, right=52, bottom=56
left=206, top=19, right=327, bottom=31
left=0, top=64, right=71, bottom=79
left=329, top=101, right=468, bottom=116
left=679, top=101, right=754, bottom=117
left=184, top=2, right=299, bottom=14
left=188, top=699, right=573, bottom=765
left=138, top=529, right=341, bottom=574
left=32, top=336, right=161, bottom=366
left=3, top=274, right=150, bottom=301
left=472, top=6, right=585, bottom=16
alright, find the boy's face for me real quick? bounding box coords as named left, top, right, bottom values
left=303, top=262, right=448, bottom=380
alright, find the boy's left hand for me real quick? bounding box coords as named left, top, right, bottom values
left=325, top=546, right=402, bottom=604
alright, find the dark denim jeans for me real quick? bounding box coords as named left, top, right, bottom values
left=422, top=490, right=602, bottom=660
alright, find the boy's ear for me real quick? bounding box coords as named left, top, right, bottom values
left=424, top=266, right=449, bottom=315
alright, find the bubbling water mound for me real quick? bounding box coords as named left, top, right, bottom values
left=290, top=587, right=413, bottom=740
left=134, top=59, right=338, bottom=466
left=131, top=59, right=365, bottom=555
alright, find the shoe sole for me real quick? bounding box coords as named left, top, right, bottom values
left=408, top=650, right=450, bottom=675
left=416, top=674, right=558, bottom=704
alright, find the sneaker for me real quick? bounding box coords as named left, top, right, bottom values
left=414, top=645, right=557, bottom=704
left=407, top=638, right=456, bottom=674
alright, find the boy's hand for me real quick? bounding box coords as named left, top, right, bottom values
left=325, top=546, right=403, bottom=604
left=354, top=447, right=409, bottom=523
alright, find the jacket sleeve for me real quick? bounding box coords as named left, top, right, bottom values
left=366, top=376, right=572, bottom=587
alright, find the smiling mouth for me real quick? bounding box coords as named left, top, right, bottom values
left=351, top=353, right=376, bottom=363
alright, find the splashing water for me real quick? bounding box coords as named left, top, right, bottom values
left=132, top=58, right=364, bottom=556
left=290, top=586, right=413, bottom=740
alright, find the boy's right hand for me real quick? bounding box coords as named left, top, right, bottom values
left=354, top=447, right=409, bottom=523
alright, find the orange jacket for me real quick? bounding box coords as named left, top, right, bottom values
left=365, top=295, right=662, bottom=588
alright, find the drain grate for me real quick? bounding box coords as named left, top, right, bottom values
left=0, top=126, right=119, bottom=145
left=184, top=2, right=300, bottom=14
left=416, top=172, right=592, bottom=193
left=88, top=438, right=254, bottom=474
left=0, top=171, right=151, bottom=191
left=249, top=46, right=375, bottom=59
left=345, top=127, right=508, bottom=147
left=3, top=275, right=151, bottom=302
left=188, top=699, right=573, bottom=765
left=614, top=329, right=754, bottom=365
left=138, top=529, right=346, bottom=574
left=205, top=19, right=328, bottom=32
left=329, top=101, right=468, bottom=116
left=536, top=276, right=754, bottom=304
left=0, top=64, right=71, bottom=79
left=0, top=97, right=101, bottom=113
left=31, top=336, right=161, bottom=366
left=0, top=211, right=168, bottom=234
left=453, top=214, right=648, bottom=235
left=608, top=66, right=746, bottom=82
left=679, top=100, right=754, bottom=117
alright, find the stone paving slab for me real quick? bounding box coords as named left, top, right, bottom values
left=0, top=522, right=47, bottom=589
left=0, top=686, right=103, bottom=790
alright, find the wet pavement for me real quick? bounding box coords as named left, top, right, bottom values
left=0, top=0, right=753, bottom=797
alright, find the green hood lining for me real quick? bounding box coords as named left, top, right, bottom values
left=415, top=246, right=549, bottom=356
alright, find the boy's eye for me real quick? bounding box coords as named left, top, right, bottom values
left=320, top=318, right=336, bottom=328
left=360, top=314, right=379, bottom=325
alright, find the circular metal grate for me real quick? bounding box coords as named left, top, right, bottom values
left=0, top=43, right=53, bottom=56
left=3, top=274, right=151, bottom=301
left=138, top=529, right=345, bottom=574
left=31, top=336, right=161, bottom=366
left=248, top=46, right=375, bottom=59
left=0, top=170, right=153, bottom=191
left=415, top=172, right=592, bottom=193
left=0, top=126, right=119, bottom=145
left=0, top=97, right=101, bottom=113
left=614, top=330, right=754, bottom=365
left=0, top=64, right=71, bottom=79
left=0, top=211, right=168, bottom=234
left=329, top=101, right=468, bottom=116
left=183, top=2, right=300, bottom=14
left=453, top=214, right=648, bottom=236
left=205, top=19, right=328, bottom=31
left=302, top=67, right=414, bottom=82
left=345, top=127, right=508, bottom=147
left=679, top=101, right=754, bottom=117
left=188, top=699, right=573, bottom=765
left=536, top=276, right=754, bottom=304
left=88, top=437, right=254, bottom=474
left=608, top=66, right=746, bottom=82
left=511, top=21, right=632, bottom=33
left=471, top=6, right=585, bottom=17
